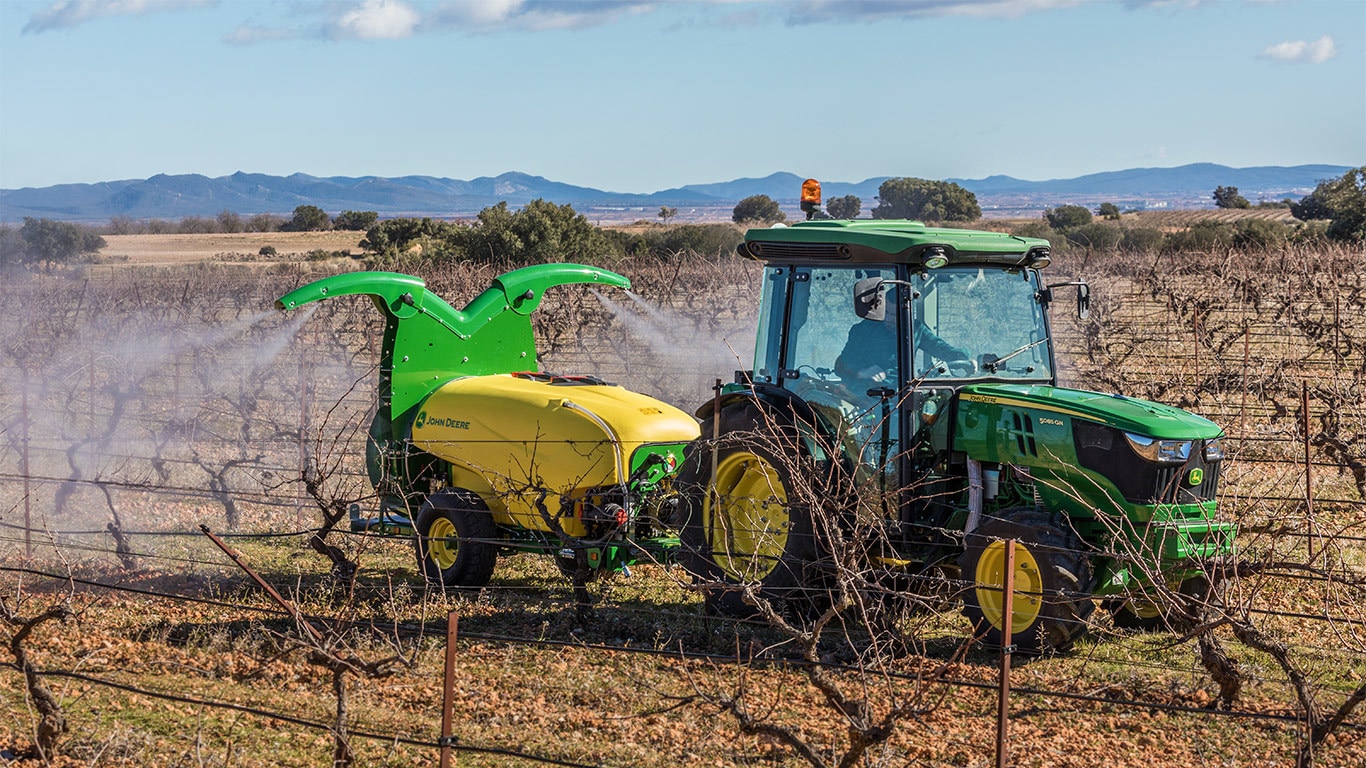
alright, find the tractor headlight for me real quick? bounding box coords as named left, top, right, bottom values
left=1204, top=437, right=1225, bottom=462
left=1124, top=433, right=1192, bottom=464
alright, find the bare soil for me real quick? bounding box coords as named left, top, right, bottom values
left=98, top=231, right=366, bottom=266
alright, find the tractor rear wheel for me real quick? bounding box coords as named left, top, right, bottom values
left=414, top=490, right=499, bottom=589
left=676, top=400, right=835, bottom=617
left=959, top=508, right=1094, bottom=654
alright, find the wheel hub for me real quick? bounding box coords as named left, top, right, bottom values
left=426, top=516, right=459, bottom=570
left=705, top=451, right=791, bottom=581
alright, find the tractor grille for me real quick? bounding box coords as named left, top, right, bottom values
left=1073, top=422, right=1221, bottom=505
left=1153, top=455, right=1220, bottom=504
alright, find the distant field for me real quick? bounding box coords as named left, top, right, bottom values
left=99, top=231, right=366, bottom=266
left=1124, top=207, right=1299, bottom=229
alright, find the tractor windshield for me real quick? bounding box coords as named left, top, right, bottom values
left=911, top=266, right=1052, bottom=381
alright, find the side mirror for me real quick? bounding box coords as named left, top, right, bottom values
left=1044, top=280, right=1091, bottom=320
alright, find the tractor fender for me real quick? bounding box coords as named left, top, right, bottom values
left=694, top=382, right=842, bottom=451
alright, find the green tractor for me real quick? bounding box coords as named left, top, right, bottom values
left=675, top=180, right=1235, bottom=653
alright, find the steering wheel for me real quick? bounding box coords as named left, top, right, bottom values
left=936, top=358, right=978, bottom=377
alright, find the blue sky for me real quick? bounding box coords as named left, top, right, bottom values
left=1, top=0, right=1362, bottom=192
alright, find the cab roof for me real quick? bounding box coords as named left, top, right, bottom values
left=740, top=219, right=1051, bottom=267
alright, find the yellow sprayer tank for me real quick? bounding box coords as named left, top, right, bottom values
left=410, top=373, right=700, bottom=536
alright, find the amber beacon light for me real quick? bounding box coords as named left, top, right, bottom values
left=800, top=178, right=822, bottom=219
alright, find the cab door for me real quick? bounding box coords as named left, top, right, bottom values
left=766, top=265, right=903, bottom=490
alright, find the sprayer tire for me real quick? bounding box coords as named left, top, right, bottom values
left=676, top=399, right=836, bottom=618
left=959, top=508, right=1094, bottom=654
left=414, top=490, right=499, bottom=589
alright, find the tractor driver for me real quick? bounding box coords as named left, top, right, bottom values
left=835, top=277, right=972, bottom=385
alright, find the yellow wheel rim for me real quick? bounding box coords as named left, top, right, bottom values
left=705, top=451, right=790, bottom=581
left=1124, top=598, right=1163, bottom=620
left=1123, top=579, right=1180, bottom=620
left=427, top=516, right=458, bottom=570
left=975, top=541, right=1043, bottom=632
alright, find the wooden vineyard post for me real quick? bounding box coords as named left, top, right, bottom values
left=1193, top=308, right=1201, bottom=403
left=297, top=354, right=311, bottom=525
left=1302, top=382, right=1316, bottom=564
left=996, top=539, right=1016, bottom=768
left=1239, top=326, right=1250, bottom=438
left=21, top=366, right=32, bottom=559
left=441, top=612, right=459, bottom=768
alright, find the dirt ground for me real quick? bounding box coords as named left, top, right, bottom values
left=98, top=231, right=366, bottom=266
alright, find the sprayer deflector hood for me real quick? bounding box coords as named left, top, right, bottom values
left=274, top=264, right=631, bottom=421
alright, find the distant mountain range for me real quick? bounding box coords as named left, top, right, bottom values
left=0, top=164, right=1350, bottom=224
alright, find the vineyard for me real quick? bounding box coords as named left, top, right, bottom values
left=1, top=239, right=1363, bottom=767
left=1124, top=208, right=1301, bottom=229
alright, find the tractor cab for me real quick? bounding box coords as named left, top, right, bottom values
left=737, top=214, right=1064, bottom=495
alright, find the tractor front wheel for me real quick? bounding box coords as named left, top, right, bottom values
left=1108, top=575, right=1211, bottom=631
left=959, top=508, right=1094, bottom=654
left=676, top=400, right=833, bottom=617
left=414, top=490, right=499, bottom=588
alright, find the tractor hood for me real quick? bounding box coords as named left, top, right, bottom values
left=958, top=383, right=1222, bottom=440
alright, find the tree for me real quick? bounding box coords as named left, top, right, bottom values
left=451, top=199, right=609, bottom=264
left=107, top=216, right=137, bottom=235
left=1213, top=185, right=1251, bottom=209
left=285, top=205, right=331, bottom=232
left=731, top=194, right=786, bottom=224
left=359, top=218, right=444, bottom=255
left=18, top=218, right=105, bottom=269
left=245, top=213, right=283, bottom=233
left=177, top=216, right=217, bottom=234
left=217, top=210, right=244, bottom=233
left=1065, top=222, right=1122, bottom=250
left=871, top=178, right=980, bottom=222
left=1044, top=205, right=1093, bottom=231
left=1097, top=202, right=1121, bottom=220
left=0, top=226, right=27, bottom=269
left=658, top=206, right=678, bottom=225
left=332, top=210, right=378, bottom=231
left=1290, top=167, right=1366, bottom=242
left=826, top=194, right=861, bottom=219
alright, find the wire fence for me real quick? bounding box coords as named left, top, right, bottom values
left=2, top=247, right=1364, bottom=765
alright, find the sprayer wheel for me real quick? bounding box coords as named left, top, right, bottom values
left=414, top=490, right=499, bottom=589
left=959, top=508, right=1094, bottom=654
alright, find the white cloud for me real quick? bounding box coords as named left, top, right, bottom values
left=23, top=0, right=215, bottom=34
left=437, top=0, right=525, bottom=26
left=330, top=0, right=422, bottom=40
left=1121, top=0, right=1206, bottom=9
left=223, top=23, right=298, bottom=46
left=431, top=0, right=656, bottom=32
left=1259, top=35, right=1337, bottom=64
left=787, top=0, right=1089, bottom=23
